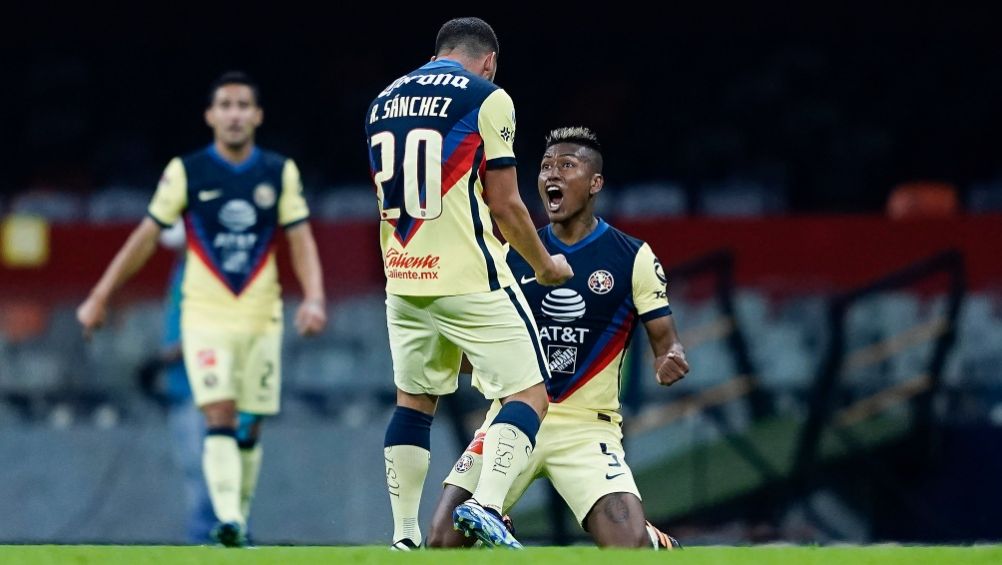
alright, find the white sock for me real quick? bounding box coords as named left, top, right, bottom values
left=384, top=444, right=430, bottom=544
left=470, top=423, right=533, bottom=513
left=239, top=444, right=263, bottom=521
left=203, top=435, right=244, bottom=526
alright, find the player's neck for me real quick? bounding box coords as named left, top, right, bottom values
left=551, top=215, right=599, bottom=246
left=213, top=140, right=256, bottom=165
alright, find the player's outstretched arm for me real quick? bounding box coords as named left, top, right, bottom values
left=286, top=222, right=327, bottom=336
left=483, top=166, right=572, bottom=286
left=644, top=316, right=689, bottom=386
left=77, top=217, right=162, bottom=338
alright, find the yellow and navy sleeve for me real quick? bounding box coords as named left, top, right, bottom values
left=632, top=243, right=672, bottom=322
left=477, top=89, right=517, bottom=170
left=278, top=159, right=310, bottom=228
left=147, top=157, right=187, bottom=227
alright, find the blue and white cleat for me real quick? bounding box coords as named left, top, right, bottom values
left=452, top=499, right=523, bottom=549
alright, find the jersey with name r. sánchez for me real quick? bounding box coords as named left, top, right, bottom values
left=508, top=220, right=671, bottom=414
left=147, top=145, right=310, bottom=333
left=365, top=58, right=517, bottom=296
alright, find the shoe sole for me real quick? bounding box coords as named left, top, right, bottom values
left=453, top=505, right=523, bottom=549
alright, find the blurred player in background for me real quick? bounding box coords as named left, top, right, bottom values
left=77, top=71, right=327, bottom=547
left=133, top=221, right=215, bottom=543
left=427, top=127, right=688, bottom=549
left=365, top=17, right=573, bottom=549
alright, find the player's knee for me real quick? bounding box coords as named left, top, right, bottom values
left=201, top=400, right=237, bottom=428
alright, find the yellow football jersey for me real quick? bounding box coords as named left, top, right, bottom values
left=147, top=145, right=309, bottom=332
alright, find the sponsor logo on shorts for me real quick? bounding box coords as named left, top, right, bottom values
left=588, top=270, right=615, bottom=295
left=454, top=454, right=474, bottom=474
left=547, top=345, right=578, bottom=374
left=203, top=373, right=218, bottom=388
left=197, top=349, right=217, bottom=369
left=605, top=472, right=625, bottom=480
left=385, top=249, right=440, bottom=280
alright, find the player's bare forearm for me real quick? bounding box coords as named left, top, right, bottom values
left=286, top=222, right=325, bottom=303
left=77, top=217, right=161, bottom=336
left=484, top=167, right=571, bottom=285
left=644, top=315, right=689, bottom=386
left=89, top=217, right=162, bottom=301
left=286, top=222, right=327, bottom=336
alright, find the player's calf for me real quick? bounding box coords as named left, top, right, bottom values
left=427, top=485, right=477, bottom=548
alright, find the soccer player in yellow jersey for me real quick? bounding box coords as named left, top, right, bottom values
left=427, top=127, right=689, bottom=549
left=77, top=72, right=326, bottom=547
left=365, top=17, right=573, bottom=549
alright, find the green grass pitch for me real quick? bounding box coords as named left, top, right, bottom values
left=2, top=545, right=1001, bottom=564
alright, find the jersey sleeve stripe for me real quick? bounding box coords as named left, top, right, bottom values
left=281, top=216, right=309, bottom=230
left=485, top=156, right=516, bottom=170
left=147, top=210, right=173, bottom=228
left=504, top=286, right=549, bottom=381
left=639, top=306, right=672, bottom=322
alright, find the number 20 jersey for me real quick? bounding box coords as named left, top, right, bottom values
left=365, top=58, right=517, bottom=296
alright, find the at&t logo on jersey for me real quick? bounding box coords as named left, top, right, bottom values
left=540, top=289, right=587, bottom=374
left=541, top=288, right=586, bottom=322
left=215, top=199, right=260, bottom=274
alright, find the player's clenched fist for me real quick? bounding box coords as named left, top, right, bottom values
left=536, top=254, right=573, bottom=286
left=77, top=295, right=108, bottom=339
left=295, top=298, right=327, bottom=336
left=654, top=347, right=689, bottom=386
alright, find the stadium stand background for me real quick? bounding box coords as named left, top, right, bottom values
left=1, top=5, right=1002, bottom=545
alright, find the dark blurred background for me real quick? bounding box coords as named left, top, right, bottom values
left=1, top=4, right=1002, bottom=547
left=1, top=5, right=1000, bottom=213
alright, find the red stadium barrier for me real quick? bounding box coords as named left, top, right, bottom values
left=1, top=214, right=1000, bottom=301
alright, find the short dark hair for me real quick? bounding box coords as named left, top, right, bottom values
left=545, top=126, right=604, bottom=172
left=207, top=71, right=260, bottom=107
left=435, top=17, right=499, bottom=57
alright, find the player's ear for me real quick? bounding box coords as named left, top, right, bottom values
left=204, top=107, right=214, bottom=128
left=483, top=51, right=497, bottom=80
left=590, top=173, right=604, bottom=196
left=254, top=107, right=264, bottom=127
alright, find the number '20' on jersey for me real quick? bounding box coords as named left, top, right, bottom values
left=365, top=58, right=518, bottom=296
